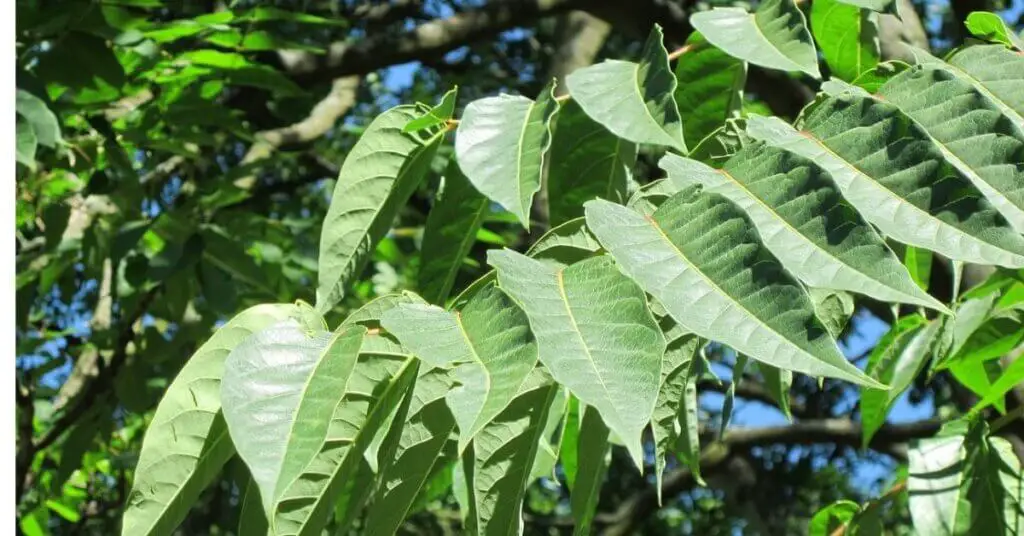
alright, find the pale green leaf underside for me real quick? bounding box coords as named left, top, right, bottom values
left=652, top=330, right=700, bottom=502
left=463, top=370, right=557, bottom=536
left=691, top=0, right=821, bottom=79
left=271, top=337, right=417, bottom=536
left=910, top=44, right=1024, bottom=129
left=455, top=82, right=559, bottom=228
left=488, top=250, right=665, bottom=467
left=566, top=25, right=685, bottom=152
left=418, top=159, right=489, bottom=304
left=746, top=110, right=1024, bottom=268
left=316, top=105, right=441, bottom=312
left=570, top=406, right=610, bottom=536
left=364, top=368, right=457, bottom=536
left=908, top=434, right=969, bottom=535
left=660, top=151, right=945, bottom=311
left=123, top=303, right=301, bottom=536
left=381, top=284, right=537, bottom=452
left=221, top=321, right=365, bottom=516
left=877, top=65, right=1024, bottom=232
left=584, top=195, right=879, bottom=387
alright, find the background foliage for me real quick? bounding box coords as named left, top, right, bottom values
left=14, top=0, right=1024, bottom=534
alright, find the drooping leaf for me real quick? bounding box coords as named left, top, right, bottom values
left=566, top=25, right=686, bottom=152
left=691, top=0, right=821, bottom=79
left=364, top=368, right=457, bottom=536
left=746, top=105, right=1024, bottom=268
left=687, top=119, right=749, bottom=168
left=418, top=159, right=489, bottom=304
left=673, top=32, right=747, bottom=147
left=405, top=87, right=458, bottom=133
left=547, top=100, right=636, bottom=225
left=316, top=106, right=442, bottom=313
left=381, top=284, right=537, bottom=452
left=720, top=354, right=749, bottom=435
left=570, top=406, right=610, bottom=536
left=528, top=387, right=569, bottom=483
left=584, top=194, right=879, bottom=387
left=221, top=322, right=366, bottom=517
left=560, top=396, right=582, bottom=490
left=811, top=0, right=879, bottom=82
left=487, top=251, right=665, bottom=467
left=876, top=64, right=1024, bottom=232
left=861, top=318, right=937, bottom=448
left=661, top=151, right=946, bottom=312
left=965, top=11, right=1024, bottom=51
left=16, top=119, right=38, bottom=169
left=123, top=304, right=302, bottom=536
left=454, top=81, right=559, bottom=228
left=910, top=45, right=1024, bottom=129
left=270, top=335, right=418, bottom=536
left=902, top=245, right=934, bottom=292
left=760, top=363, right=793, bottom=420
left=675, top=348, right=704, bottom=484
left=461, top=370, right=558, bottom=536
left=652, top=327, right=701, bottom=502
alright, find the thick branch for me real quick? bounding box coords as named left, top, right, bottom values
left=599, top=418, right=943, bottom=535
left=279, top=0, right=583, bottom=82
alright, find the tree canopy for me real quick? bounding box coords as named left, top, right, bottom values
left=14, top=1, right=1024, bottom=535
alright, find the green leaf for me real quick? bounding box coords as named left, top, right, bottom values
left=364, top=368, right=457, bottom=536
left=746, top=104, right=1024, bottom=268
left=381, top=284, right=537, bottom=452
left=462, top=370, right=558, bottom=536
left=16, top=89, right=62, bottom=148
left=200, top=226, right=276, bottom=297
left=809, top=500, right=860, bottom=536
left=342, top=292, right=426, bottom=330
left=566, top=25, right=686, bottom=152
left=488, top=251, right=664, bottom=467
left=903, top=246, right=933, bottom=292
left=652, top=329, right=701, bottom=502
left=811, top=0, right=879, bottom=82
left=852, top=60, right=910, bottom=92
left=861, top=318, right=937, bottom=448
left=832, top=0, right=897, bottom=14
left=123, top=304, right=302, bottom=536
left=908, top=423, right=1024, bottom=535
left=547, top=100, right=636, bottom=225
left=528, top=388, right=569, bottom=483
left=808, top=288, right=856, bottom=339
left=673, top=32, right=747, bottom=148
left=418, top=159, right=489, bottom=304
left=760, top=363, right=793, bottom=420
left=455, top=80, right=559, bottom=228
left=911, top=45, right=1024, bottom=130
left=675, top=349, right=704, bottom=483
left=688, top=119, right=749, bottom=169
left=970, top=357, right=1024, bottom=415
left=560, top=396, right=582, bottom=490
left=720, top=354, right=749, bottom=435
left=951, top=359, right=1006, bottom=413
left=238, top=473, right=268, bottom=536
left=524, top=217, right=602, bottom=266
left=16, top=119, right=38, bottom=169
left=316, top=105, right=443, bottom=313
left=221, top=321, right=366, bottom=518
left=876, top=64, right=1024, bottom=232
left=965, top=12, right=1024, bottom=50
left=570, top=406, right=610, bottom=536
left=691, top=0, right=821, bottom=79
left=405, top=87, right=458, bottom=133
left=661, top=151, right=945, bottom=312
left=585, top=194, right=879, bottom=387
left=270, top=338, right=418, bottom=535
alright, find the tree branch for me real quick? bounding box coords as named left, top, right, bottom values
left=599, top=418, right=943, bottom=535
left=279, top=0, right=584, bottom=82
